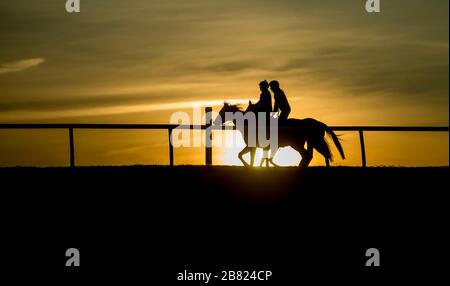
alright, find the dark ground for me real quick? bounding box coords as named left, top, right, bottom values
left=1, top=166, right=448, bottom=283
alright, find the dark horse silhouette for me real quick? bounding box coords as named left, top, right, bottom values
left=214, top=102, right=345, bottom=167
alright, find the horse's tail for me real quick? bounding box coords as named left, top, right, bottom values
left=324, top=126, right=345, bottom=160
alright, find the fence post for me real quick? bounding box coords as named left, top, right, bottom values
left=69, top=128, right=75, bottom=168
left=205, top=107, right=212, bottom=166
left=168, top=128, right=174, bottom=166
left=359, top=129, right=367, bottom=168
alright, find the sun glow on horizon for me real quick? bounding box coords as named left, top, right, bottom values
left=217, top=130, right=302, bottom=167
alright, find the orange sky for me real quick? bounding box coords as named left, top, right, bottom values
left=0, top=0, right=448, bottom=167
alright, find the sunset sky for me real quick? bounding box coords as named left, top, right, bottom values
left=0, top=0, right=448, bottom=167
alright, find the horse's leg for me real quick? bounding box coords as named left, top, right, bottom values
left=267, top=146, right=280, bottom=167
left=299, top=142, right=313, bottom=167
left=238, top=146, right=251, bottom=167
left=291, top=139, right=309, bottom=167
left=249, top=147, right=257, bottom=166
left=260, top=148, right=267, bottom=167
left=260, top=158, right=270, bottom=167
left=312, top=137, right=332, bottom=167
left=300, top=149, right=313, bottom=167
left=297, top=148, right=307, bottom=167
left=268, top=155, right=280, bottom=167
left=261, top=147, right=273, bottom=167
left=304, top=147, right=314, bottom=167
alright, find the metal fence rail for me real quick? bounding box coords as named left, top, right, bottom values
left=0, top=107, right=448, bottom=167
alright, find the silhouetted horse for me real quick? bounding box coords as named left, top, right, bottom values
left=214, top=102, right=345, bottom=167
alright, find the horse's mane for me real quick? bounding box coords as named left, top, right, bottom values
left=225, top=103, right=244, bottom=112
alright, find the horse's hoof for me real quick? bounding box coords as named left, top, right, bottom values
left=268, top=160, right=280, bottom=168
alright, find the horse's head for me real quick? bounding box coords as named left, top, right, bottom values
left=244, top=100, right=256, bottom=113
left=214, top=102, right=242, bottom=125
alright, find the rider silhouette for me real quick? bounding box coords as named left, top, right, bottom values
left=254, top=80, right=272, bottom=113
left=270, top=80, right=291, bottom=123
left=254, top=80, right=273, bottom=166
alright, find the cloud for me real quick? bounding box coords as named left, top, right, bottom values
left=202, top=60, right=263, bottom=73
left=0, top=98, right=253, bottom=122
left=0, top=58, right=45, bottom=74
left=0, top=1, right=447, bottom=126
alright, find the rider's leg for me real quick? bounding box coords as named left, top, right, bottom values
left=279, top=112, right=288, bottom=123
left=279, top=107, right=291, bottom=124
